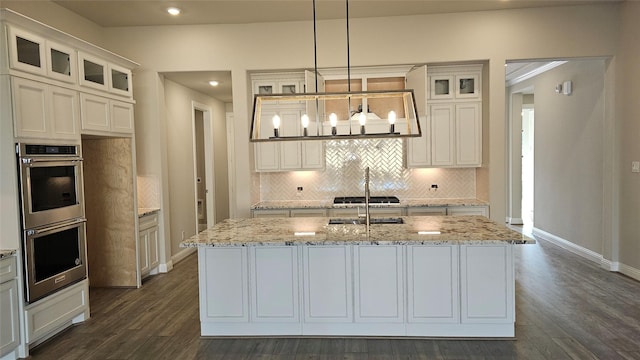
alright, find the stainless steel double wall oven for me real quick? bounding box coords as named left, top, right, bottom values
left=17, top=143, right=87, bottom=303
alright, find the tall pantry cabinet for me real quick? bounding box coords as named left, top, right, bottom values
left=1, top=8, right=143, bottom=358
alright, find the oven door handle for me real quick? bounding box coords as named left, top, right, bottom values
left=21, top=157, right=83, bottom=165
left=27, top=218, right=87, bottom=236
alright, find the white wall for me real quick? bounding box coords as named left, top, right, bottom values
left=95, top=4, right=619, bottom=222
left=163, top=79, right=228, bottom=258
left=617, top=1, right=640, bottom=272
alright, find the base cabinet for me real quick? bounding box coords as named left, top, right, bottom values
left=138, top=213, right=159, bottom=277
left=460, top=245, right=514, bottom=324
left=353, top=245, right=404, bottom=323
left=303, top=246, right=353, bottom=323
left=198, top=243, right=515, bottom=337
left=0, top=257, right=19, bottom=359
left=24, top=280, right=89, bottom=344
left=407, top=245, right=459, bottom=323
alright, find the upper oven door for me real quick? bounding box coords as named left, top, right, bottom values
left=19, top=157, right=84, bottom=229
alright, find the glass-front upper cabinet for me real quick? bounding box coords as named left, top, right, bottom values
left=455, top=74, right=480, bottom=99
left=108, top=64, right=133, bottom=97
left=46, top=41, right=77, bottom=83
left=8, top=26, right=47, bottom=76
left=429, top=75, right=454, bottom=100
left=78, top=52, right=108, bottom=91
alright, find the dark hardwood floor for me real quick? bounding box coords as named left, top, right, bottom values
left=28, top=236, right=640, bottom=359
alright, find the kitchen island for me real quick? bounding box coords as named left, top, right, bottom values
left=181, top=216, right=533, bottom=338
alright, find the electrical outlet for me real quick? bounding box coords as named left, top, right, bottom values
left=430, top=184, right=438, bottom=191
left=632, top=161, right=640, bottom=173
left=297, top=186, right=303, bottom=192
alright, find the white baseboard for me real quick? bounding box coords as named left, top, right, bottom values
left=532, top=227, right=603, bottom=264
left=532, top=227, right=640, bottom=281
left=506, top=217, right=524, bottom=225
left=616, top=262, right=640, bottom=281
left=172, top=247, right=196, bottom=265
left=158, top=260, right=173, bottom=273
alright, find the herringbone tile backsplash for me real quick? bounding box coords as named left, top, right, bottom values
left=137, top=175, right=160, bottom=208
left=257, top=139, right=476, bottom=201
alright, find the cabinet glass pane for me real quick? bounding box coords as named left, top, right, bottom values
left=258, top=85, right=273, bottom=94
left=111, top=69, right=129, bottom=91
left=83, top=59, right=104, bottom=85
left=50, top=48, right=71, bottom=76
left=281, top=84, right=296, bottom=94
left=459, top=78, right=475, bottom=94
left=16, top=37, right=41, bottom=68
left=434, top=79, right=450, bottom=95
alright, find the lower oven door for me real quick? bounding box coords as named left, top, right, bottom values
left=23, top=218, right=87, bottom=303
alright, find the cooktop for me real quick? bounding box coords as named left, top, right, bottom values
left=333, top=196, right=400, bottom=205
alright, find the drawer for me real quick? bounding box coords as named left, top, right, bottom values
left=0, top=257, right=17, bottom=284
left=139, top=213, right=159, bottom=231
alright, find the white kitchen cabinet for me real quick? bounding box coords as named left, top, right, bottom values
left=24, top=280, right=89, bottom=344
left=80, top=93, right=134, bottom=135
left=430, top=104, right=456, bottom=166
left=407, top=64, right=482, bottom=168
left=0, top=257, right=19, bottom=359
left=407, top=245, right=459, bottom=323
left=406, top=207, right=447, bottom=216
left=252, top=209, right=290, bottom=218
left=11, top=77, right=80, bottom=140
left=328, top=207, right=404, bottom=218
left=7, top=26, right=46, bottom=76
left=249, top=246, right=300, bottom=323
left=78, top=52, right=108, bottom=91
left=199, top=247, right=249, bottom=322
left=460, top=245, right=514, bottom=324
left=138, top=213, right=159, bottom=277
left=303, top=245, right=353, bottom=323
left=353, top=245, right=404, bottom=323
left=429, top=103, right=482, bottom=167
left=290, top=208, right=327, bottom=217
left=447, top=206, right=489, bottom=217
left=108, top=63, right=132, bottom=97
left=8, top=26, right=79, bottom=85
left=455, top=102, right=482, bottom=166
left=252, top=72, right=325, bottom=172
left=428, top=65, right=481, bottom=101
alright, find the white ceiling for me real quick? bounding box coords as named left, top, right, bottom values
left=43, top=0, right=615, bottom=101
left=51, top=0, right=619, bottom=27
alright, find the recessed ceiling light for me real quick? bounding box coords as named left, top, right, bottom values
left=167, top=7, right=181, bottom=16
left=208, top=80, right=219, bottom=87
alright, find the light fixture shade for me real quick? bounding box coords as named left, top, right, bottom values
left=250, top=89, right=421, bottom=142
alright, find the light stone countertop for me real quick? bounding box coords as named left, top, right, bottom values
left=180, top=215, right=534, bottom=247
left=138, top=207, right=160, bottom=217
left=0, top=249, right=17, bottom=259
left=252, top=198, right=488, bottom=210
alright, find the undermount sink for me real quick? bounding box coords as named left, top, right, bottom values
left=328, top=217, right=404, bottom=225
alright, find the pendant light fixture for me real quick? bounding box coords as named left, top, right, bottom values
left=249, top=0, right=421, bottom=142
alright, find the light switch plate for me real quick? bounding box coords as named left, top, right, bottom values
left=632, top=161, right=640, bottom=173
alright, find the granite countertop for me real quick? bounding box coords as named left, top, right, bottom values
left=0, top=249, right=17, bottom=259
left=180, top=216, right=534, bottom=248
left=252, top=198, right=488, bottom=210
left=138, top=207, right=161, bottom=217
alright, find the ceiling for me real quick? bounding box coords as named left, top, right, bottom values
left=46, top=0, right=614, bottom=101
left=51, top=0, right=619, bottom=27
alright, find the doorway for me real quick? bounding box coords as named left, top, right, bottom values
left=521, top=104, right=534, bottom=230
left=193, top=103, right=215, bottom=233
